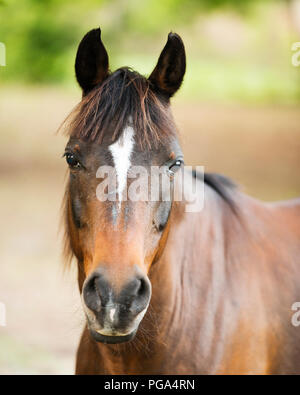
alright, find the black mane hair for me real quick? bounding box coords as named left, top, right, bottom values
left=64, top=67, right=176, bottom=149
left=193, top=170, right=238, bottom=213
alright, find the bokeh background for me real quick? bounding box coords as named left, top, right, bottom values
left=0, top=0, right=300, bottom=374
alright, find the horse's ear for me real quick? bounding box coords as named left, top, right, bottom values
left=75, top=28, right=109, bottom=95
left=149, top=33, right=186, bottom=98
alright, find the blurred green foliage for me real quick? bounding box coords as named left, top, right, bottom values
left=0, top=0, right=299, bottom=103
left=0, top=0, right=98, bottom=82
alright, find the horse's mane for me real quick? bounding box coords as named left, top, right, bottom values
left=193, top=170, right=238, bottom=213
left=63, top=67, right=176, bottom=149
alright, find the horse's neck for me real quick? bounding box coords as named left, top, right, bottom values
left=150, top=193, right=228, bottom=333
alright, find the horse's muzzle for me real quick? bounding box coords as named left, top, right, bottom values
left=82, top=266, right=151, bottom=344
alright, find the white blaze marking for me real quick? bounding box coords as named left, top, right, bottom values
left=109, top=125, right=135, bottom=208
left=109, top=308, right=116, bottom=322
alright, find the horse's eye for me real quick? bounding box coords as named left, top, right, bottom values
left=168, top=159, right=183, bottom=176
left=65, top=153, right=81, bottom=168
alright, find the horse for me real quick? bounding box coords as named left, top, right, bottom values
left=62, top=28, right=300, bottom=374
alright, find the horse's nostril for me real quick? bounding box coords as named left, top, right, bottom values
left=137, top=278, right=146, bottom=297
left=124, top=276, right=150, bottom=300
left=126, top=275, right=151, bottom=316
left=83, top=275, right=101, bottom=313
left=83, top=271, right=110, bottom=313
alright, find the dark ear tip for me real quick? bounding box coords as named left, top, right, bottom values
left=167, top=32, right=184, bottom=45
left=83, top=27, right=101, bottom=42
